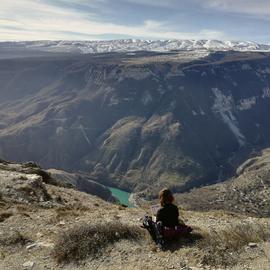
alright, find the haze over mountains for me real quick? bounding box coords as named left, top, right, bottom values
left=0, top=40, right=270, bottom=195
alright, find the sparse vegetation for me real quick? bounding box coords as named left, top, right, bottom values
left=47, top=204, right=90, bottom=224
left=16, top=181, right=52, bottom=202
left=55, top=204, right=87, bottom=219
left=0, top=210, right=13, bottom=222
left=53, top=222, right=144, bottom=263
left=0, top=230, right=29, bottom=246
left=1, top=159, right=270, bottom=269
left=199, top=222, right=270, bottom=266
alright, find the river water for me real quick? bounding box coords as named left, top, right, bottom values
left=109, top=187, right=134, bottom=207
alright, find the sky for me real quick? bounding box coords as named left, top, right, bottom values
left=0, top=0, right=270, bottom=43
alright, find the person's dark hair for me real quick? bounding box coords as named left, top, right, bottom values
left=159, top=188, right=174, bottom=207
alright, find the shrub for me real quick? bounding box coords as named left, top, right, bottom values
left=54, top=206, right=80, bottom=221
left=199, top=222, right=270, bottom=266
left=0, top=231, right=29, bottom=246
left=50, top=204, right=90, bottom=223
left=53, top=222, right=144, bottom=263
left=0, top=210, right=13, bottom=222
left=0, top=192, right=4, bottom=202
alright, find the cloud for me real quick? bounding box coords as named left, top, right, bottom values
left=120, top=0, right=177, bottom=8
left=0, top=0, right=227, bottom=40
left=203, top=0, right=270, bottom=16
left=114, top=0, right=270, bottom=17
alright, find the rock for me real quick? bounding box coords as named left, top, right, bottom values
left=37, top=241, right=55, bottom=248
left=26, top=243, right=37, bottom=250
left=22, top=261, right=35, bottom=269
left=248, top=242, right=258, bottom=248
left=0, top=163, right=51, bottom=204
left=59, top=221, right=65, bottom=225
left=36, top=232, right=43, bottom=238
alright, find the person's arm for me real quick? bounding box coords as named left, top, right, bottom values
left=176, top=206, right=180, bottom=225
left=156, top=208, right=162, bottom=223
left=176, top=206, right=185, bottom=225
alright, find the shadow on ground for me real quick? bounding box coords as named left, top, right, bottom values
left=164, top=231, right=203, bottom=252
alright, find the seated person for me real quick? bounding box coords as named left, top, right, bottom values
left=156, top=188, right=179, bottom=227
left=156, top=188, right=192, bottom=239
left=142, top=188, right=192, bottom=248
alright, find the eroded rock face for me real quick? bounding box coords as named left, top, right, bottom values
left=0, top=51, right=270, bottom=191
left=0, top=162, right=51, bottom=204
left=0, top=160, right=114, bottom=204
left=47, top=169, right=115, bottom=202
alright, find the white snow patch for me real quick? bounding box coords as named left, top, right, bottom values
left=262, top=87, right=270, bottom=98
left=192, top=110, right=198, bottom=116
left=157, top=86, right=165, bottom=94
left=241, top=64, right=252, bottom=70
left=141, top=91, right=153, bottom=105
left=212, top=88, right=246, bottom=146
left=123, top=97, right=134, bottom=102
left=169, top=100, right=176, bottom=110
left=79, top=124, right=92, bottom=146
left=259, top=68, right=270, bottom=74
left=56, top=126, right=65, bottom=135
left=199, top=107, right=206, bottom=115
left=201, top=71, right=207, bottom=77
left=84, top=160, right=92, bottom=165
left=237, top=97, right=256, bottom=111
left=108, top=95, right=120, bottom=106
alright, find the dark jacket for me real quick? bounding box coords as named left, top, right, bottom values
left=156, top=203, right=179, bottom=227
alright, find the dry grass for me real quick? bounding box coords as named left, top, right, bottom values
left=53, top=222, right=144, bottom=263
left=52, top=203, right=90, bottom=222
left=199, top=222, right=270, bottom=266
left=15, top=203, right=36, bottom=213
left=54, top=207, right=80, bottom=221
left=0, top=231, right=29, bottom=246
left=0, top=210, right=13, bottom=222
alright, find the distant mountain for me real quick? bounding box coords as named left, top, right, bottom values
left=0, top=48, right=270, bottom=193
left=1, top=39, right=270, bottom=57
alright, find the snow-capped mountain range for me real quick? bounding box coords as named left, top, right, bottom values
left=2, top=39, right=270, bottom=54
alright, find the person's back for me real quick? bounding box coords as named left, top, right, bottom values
left=156, top=203, right=179, bottom=227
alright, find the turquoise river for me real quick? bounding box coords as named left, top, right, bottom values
left=109, top=187, right=134, bottom=207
